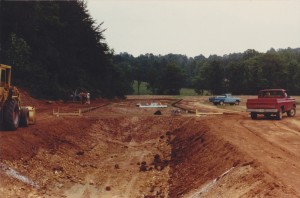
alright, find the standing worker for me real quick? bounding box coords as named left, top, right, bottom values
left=86, top=92, right=90, bottom=104
left=80, top=92, right=87, bottom=104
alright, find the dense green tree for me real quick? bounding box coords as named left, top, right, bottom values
left=0, top=0, right=133, bottom=99
left=193, top=76, right=207, bottom=95
left=207, top=60, right=225, bottom=94
left=226, top=62, right=245, bottom=94
left=156, top=63, right=185, bottom=95
left=6, top=33, right=31, bottom=86
left=259, top=53, right=286, bottom=88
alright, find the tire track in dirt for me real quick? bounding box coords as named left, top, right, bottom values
left=223, top=117, right=300, bottom=195
left=239, top=119, right=300, bottom=159
left=123, top=151, right=148, bottom=198
left=273, top=119, right=300, bottom=136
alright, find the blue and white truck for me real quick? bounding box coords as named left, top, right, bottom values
left=209, top=94, right=241, bottom=105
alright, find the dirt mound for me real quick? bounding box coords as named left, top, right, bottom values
left=18, top=89, right=40, bottom=107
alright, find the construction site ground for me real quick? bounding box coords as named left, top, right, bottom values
left=1, top=93, right=300, bottom=198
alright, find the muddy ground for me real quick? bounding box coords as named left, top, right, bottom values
left=0, top=93, right=300, bottom=198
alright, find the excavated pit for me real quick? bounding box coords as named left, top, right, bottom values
left=0, top=97, right=300, bottom=197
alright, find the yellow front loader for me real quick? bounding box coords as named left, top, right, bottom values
left=0, top=64, right=36, bottom=130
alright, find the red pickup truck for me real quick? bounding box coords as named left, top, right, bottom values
left=246, top=89, right=296, bottom=120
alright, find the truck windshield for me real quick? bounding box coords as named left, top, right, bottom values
left=261, top=91, right=284, bottom=98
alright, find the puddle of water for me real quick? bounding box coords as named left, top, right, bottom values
left=0, top=162, right=39, bottom=188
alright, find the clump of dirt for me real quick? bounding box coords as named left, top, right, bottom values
left=154, top=110, right=162, bottom=115
left=139, top=161, right=148, bottom=172
left=52, top=165, right=64, bottom=174
left=114, top=164, right=120, bottom=169
left=19, top=89, right=43, bottom=108
left=138, top=154, right=169, bottom=172
left=151, top=154, right=169, bottom=171
left=76, top=151, right=84, bottom=156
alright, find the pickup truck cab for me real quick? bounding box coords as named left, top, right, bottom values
left=209, top=93, right=241, bottom=105
left=246, top=89, right=296, bottom=120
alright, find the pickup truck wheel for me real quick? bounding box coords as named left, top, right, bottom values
left=219, top=101, right=224, bottom=105
left=235, top=101, right=240, bottom=105
left=276, top=111, right=283, bottom=120
left=287, top=108, right=296, bottom=117
left=251, top=112, right=257, bottom=119
left=264, top=113, right=272, bottom=119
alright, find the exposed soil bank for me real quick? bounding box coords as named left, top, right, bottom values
left=168, top=117, right=298, bottom=197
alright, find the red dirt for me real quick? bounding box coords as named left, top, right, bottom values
left=0, top=94, right=300, bottom=197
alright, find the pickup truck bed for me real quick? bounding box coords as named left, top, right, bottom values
left=246, top=89, right=296, bottom=120
left=247, top=98, right=287, bottom=111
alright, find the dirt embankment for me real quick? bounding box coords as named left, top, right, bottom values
left=168, top=116, right=298, bottom=198
left=0, top=96, right=300, bottom=197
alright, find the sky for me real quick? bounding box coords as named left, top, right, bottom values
left=87, top=0, right=300, bottom=57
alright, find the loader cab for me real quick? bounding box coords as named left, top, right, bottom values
left=0, top=64, right=11, bottom=88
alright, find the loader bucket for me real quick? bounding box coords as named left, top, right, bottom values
left=26, top=106, right=36, bottom=124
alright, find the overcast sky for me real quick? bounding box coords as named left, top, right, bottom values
left=87, top=0, right=300, bottom=57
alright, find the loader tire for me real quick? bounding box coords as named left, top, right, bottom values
left=4, top=100, right=20, bottom=130
left=20, top=107, right=29, bottom=127
left=0, top=110, right=4, bottom=130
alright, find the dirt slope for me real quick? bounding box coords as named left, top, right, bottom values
left=0, top=96, right=300, bottom=197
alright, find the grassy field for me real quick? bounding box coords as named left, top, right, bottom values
left=131, top=81, right=200, bottom=96
left=179, top=88, right=199, bottom=96
left=132, top=81, right=152, bottom=95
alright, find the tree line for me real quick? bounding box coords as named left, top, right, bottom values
left=114, top=48, right=300, bottom=95
left=1, top=0, right=300, bottom=99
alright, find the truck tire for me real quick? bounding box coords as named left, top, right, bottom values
left=235, top=101, right=240, bottom=105
left=219, top=101, right=224, bottom=105
left=251, top=112, right=257, bottom=119
left=276, top=110, right=283, bottom=120
left=264, top=113, right=271, bottom=119
left=287, top=108, right=296, bottom=117
left=19, top=107, right=29, bottom=127
left=3, top=100, right=20, bottom=130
